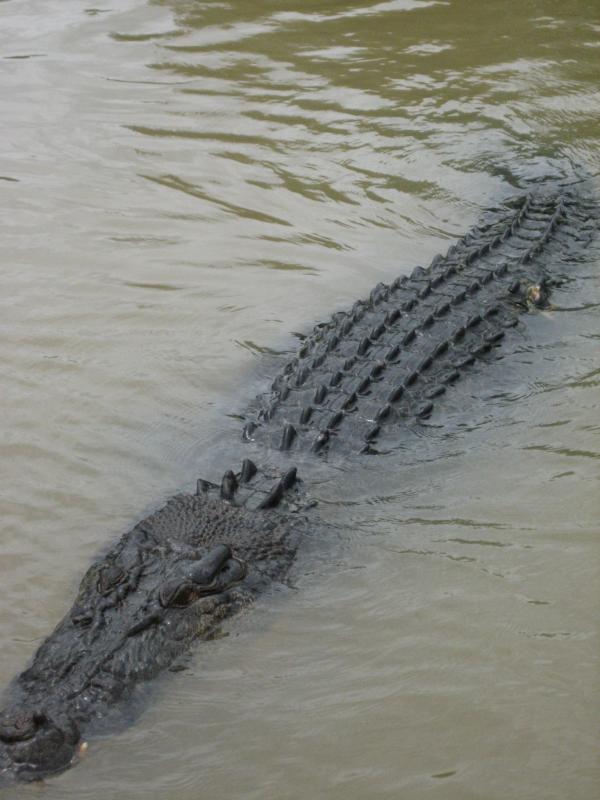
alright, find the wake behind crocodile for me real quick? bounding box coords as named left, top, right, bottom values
left=0, top=182, right=597, bottom=786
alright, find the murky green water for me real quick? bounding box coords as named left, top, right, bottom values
left=1, top=1, right=599, bottom=798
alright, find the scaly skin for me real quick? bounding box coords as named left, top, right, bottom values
left=242, top=190, right=596, bottom=457
left=0, top=185, right=597, bottom=785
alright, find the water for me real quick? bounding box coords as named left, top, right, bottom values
left=1, top=1, right=599, bottom=797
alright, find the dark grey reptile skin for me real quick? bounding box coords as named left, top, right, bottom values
left=0, top=185, right=597, bottom=785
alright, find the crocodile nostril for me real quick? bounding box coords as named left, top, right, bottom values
left=72, top=612, right=93, bottom=627
left=0, top=711, right=44, bottom=743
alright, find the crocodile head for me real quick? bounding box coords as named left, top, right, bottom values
left=0, top=533, right=247, bottom=785
left=0, top=479, right=302, bottom=785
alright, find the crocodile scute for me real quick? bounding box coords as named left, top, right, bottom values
left=0, top=184, right=597, bottom=785
left=243, top=190, right=595, bottom=456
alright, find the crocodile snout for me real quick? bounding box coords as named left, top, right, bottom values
left=0, top=708, right=80, bottom=783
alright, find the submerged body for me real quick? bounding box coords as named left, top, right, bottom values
left=0, top=185, right=597, bottom=784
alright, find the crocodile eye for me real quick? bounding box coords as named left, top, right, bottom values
left=98, top=565, right=125, bottom=595
left=160, top=582, right=198, bottom=609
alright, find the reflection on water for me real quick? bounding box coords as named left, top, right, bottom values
left=0, top=1, right=599, bottom=798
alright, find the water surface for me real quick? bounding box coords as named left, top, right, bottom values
left=1, top=1, right=599, bottom=798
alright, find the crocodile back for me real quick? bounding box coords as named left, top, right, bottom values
left=241, top=189, right=597, bottom=458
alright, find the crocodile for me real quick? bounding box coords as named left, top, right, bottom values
left=0, top=184, right=597, bottom=785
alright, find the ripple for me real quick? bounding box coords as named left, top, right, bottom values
left=1, top=1, right=599, bottom=799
